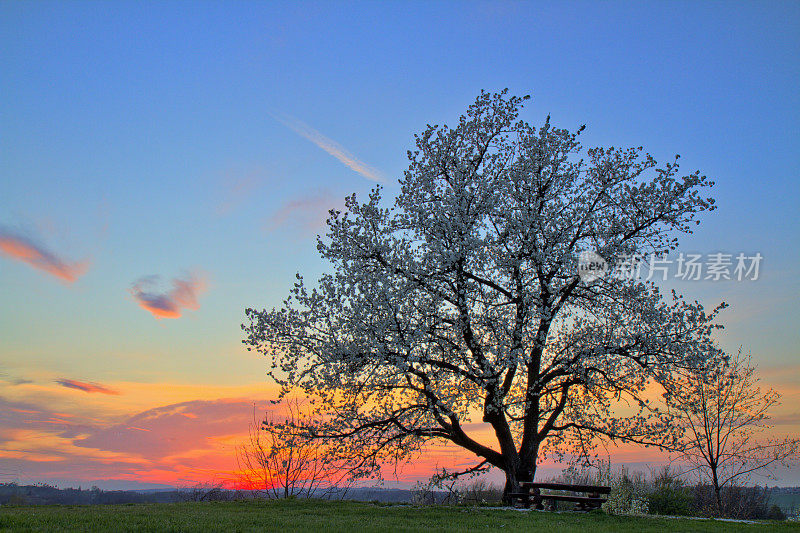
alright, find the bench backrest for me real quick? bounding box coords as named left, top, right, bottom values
left=520, top=482, right=611, bottom=494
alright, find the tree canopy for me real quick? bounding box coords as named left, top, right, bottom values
left=243, top=90, right=724, bottom=497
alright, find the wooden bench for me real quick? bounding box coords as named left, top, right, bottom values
left=508, top=482, right=610, bottom=511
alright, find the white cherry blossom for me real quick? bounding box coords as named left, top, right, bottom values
left=243, top=90, right=724, bottom=499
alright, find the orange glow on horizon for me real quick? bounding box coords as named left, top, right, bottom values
left=1, top=376, right=797, bottom=488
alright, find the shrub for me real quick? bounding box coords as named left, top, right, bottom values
left=766, top=504, right=786, bottom=520
left=456, top=478, right=503, bottom=505
left=647, top=466, right=693, bottom=516
left=5, top=494, right=27, bottom=505
left=691, top=483, right=772, bottom=519
left=410, top=479, right=442, bottom=505
left=550, top=462, right=651, bottom=515
left=179, top=482, right=238, bottom=502
left=602, top=471, right=649, bottom=516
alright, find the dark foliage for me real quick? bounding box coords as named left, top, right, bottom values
left=647, top=468, right=693, bottom=516
left=691, top=484, right=773, bottom=519
left=766, top=504, right=787, bottom=520
left=0, top=483, right=182, bottom=505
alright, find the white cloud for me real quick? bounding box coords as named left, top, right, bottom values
left=273, top=112, right=385, bottom=183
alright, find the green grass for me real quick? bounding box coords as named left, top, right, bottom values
left=0, top=499, right=798, bottom=532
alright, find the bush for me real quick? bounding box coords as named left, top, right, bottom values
left=410, top=482, right=436, bottom=505
left=551, top=463, right=790, bottom=519
left=602, top=470, right=649, bottom=516
left=550, top=462, right=649, bottom=515
left=5, top=494, right=27, bottom=505
left=179, top=482, right=240, bottom=502
left=456, top=478, right=503, bottom=505
left=691, top=483, right=773, bottom=519
left=647, top=466, right=693, bottom=516
left=766, top=504, right=786, bottom=520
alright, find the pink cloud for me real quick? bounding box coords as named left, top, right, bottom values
left=265, top=190, right=339, bottom=233
left=215, top=172, right=264, bottom=216
left=74, top=398, right=274, bottom=459
left=129, top=272, right=208, bottom=319
left=56, top=379, right=120, bottom=395
left=0, top=395, right=275, bottom=486
left=0, top=397, right=92, bottom=444
left=0, top=227, right=89, bottom=283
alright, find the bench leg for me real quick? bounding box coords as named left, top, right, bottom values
left=531, top=488, right=543, bottom=510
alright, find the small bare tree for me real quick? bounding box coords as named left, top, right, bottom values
left=663, top=349, right=799, bottom=515
left=236, top=399, right=352, bottom=499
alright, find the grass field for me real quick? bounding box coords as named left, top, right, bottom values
left=1, top=499, right=799, bottom=532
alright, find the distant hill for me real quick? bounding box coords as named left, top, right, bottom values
left=0, top=484, right=185, bottom=505
left=0, top=483, right=422, bottom=506
left=769, top=486, right=800, bottom=515
left=5, top=483, right=797, bottom=513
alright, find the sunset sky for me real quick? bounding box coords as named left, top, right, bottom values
left=1, top=1, right=798, bottom=489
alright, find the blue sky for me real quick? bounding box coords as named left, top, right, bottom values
left=1, top=1, right=798, bottom=487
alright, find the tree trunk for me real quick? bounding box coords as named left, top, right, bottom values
left=711, top=468, right=722, bottom=517
left=501, top=464, right=536, bottom=505
left=713, top=485, right=722, bottom=517
left=501, top=477, right=517, bottom=505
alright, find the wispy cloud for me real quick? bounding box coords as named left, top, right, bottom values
left=265, top=190, right=338, bottom=233
left=0, top=394, right=276, bottom=487
left=272, top=112, right=385, bottom=183
left=0, top=373, right=33, bottom=386
left=0, top=227, right=89, bottom=283
left=771, top=412, right=800, bottom=426
left=56, top=379, right=120, bottom=395
left=74, top=398, right=275, bottom=459
left=129, top=272, right=208, bottom=319
left=215, top=169, right=265, bottom=216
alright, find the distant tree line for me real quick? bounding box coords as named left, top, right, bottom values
left=0, top=482, right=425, bottom=506
left=0, top=483, right=184, bottom=505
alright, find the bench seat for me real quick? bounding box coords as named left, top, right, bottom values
left=507, top=483, right=610, bottom=511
